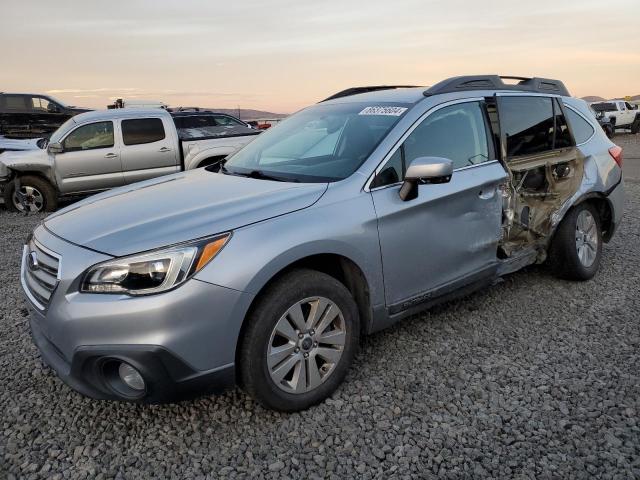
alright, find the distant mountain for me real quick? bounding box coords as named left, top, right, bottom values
left=204, top=108, right=288, bottom=120
left=582, top=94, right=640, bottom=103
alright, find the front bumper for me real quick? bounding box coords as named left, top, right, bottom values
left=29, top=313, right=235, bottom=402
left=22, top=224, right=254, bottom=402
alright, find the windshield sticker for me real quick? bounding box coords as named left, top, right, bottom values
left=358, top=106, right=408, bottom=116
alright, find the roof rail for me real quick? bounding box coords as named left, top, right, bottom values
left=320, top=85, right=420, bottom=102
left=423, top=75, right=570, bottom=97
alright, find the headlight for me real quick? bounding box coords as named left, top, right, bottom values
left=81, top=233, right=230, bottom=295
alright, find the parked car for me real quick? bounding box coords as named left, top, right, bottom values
left=0, top=93, right=91, bottom=139
left=590, top=100, right=640, bottom=133
left=0, top=109, right=260, bottom=212
left=21, top=76, right=624, bottom=411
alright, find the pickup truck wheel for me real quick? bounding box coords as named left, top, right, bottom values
left=631, top=118, right=640, bottom=135
left=3, top=175, right=58, bottom=213
left=548, top=203, right=602, bottom=281
left=239, top=269, right=359, bottom=411
left=603, top=124, right=614, bottom=138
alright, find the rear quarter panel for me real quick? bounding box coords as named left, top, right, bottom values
left=555, top=98, right=624, bottom=232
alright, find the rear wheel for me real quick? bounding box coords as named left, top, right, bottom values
left=3, top=175, right=57, bottom=213
left=548, top=203, right=602, bottom=280
left=239, top=269, right=359, bottom=411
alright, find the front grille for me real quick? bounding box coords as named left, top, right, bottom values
left=21, top=238, right=61, bottom=310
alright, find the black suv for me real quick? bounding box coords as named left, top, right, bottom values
left=0, top=93, right=91, bottom=139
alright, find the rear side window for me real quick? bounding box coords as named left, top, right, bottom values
left=501, top=97, right=554, bottom=157
left=215, top=115, right=244, bottom=126
left=64, top=122, right=114, bottom=151
left=565, top=107, right=595, bottom=144
left=501, top=96, right=575, bottom=157
left=122, top=118, right=165, bottom=145
left=3, top=95, right=28, bottom=110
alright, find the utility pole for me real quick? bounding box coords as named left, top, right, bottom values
left=237, top=105, right=241, bottom=120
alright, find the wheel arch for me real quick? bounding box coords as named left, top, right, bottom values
left=184, top=146, right=237, bottom=170
left=557, top=192, right=615, bottom=243
left=195, top=155, right=227, bottom=169
left=11, top=169, right=53, bottom=184
left=234, top=252, right=373, bottom=374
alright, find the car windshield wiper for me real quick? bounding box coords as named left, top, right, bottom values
left=222, top=167, right=298, bottom=183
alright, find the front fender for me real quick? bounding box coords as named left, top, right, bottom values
left=0, top=150, right=56, bottom=184
left=0, top=160, right=12, bottom=182
left=193, top=192, right=386, bottom=310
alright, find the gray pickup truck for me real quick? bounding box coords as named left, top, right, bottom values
left=0, top=108, right=260, bottom=212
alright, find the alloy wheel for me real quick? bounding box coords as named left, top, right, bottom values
left=13, top=186, right=44, bottom=212
left=575, top=210, right=598, bottom=267
left=267, top=296, right=346, bottom=394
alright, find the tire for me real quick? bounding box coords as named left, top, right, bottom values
left=239, top=269, right=360, bottom=411
left=3, top=175, right=58, bottom=213
left=631, top=118, right=640, bottom=135
left=604, top=124, right=614, bottom=139
left=548, top=203, right=602, bottom=281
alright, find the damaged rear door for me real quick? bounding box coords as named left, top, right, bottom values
left=496, top=94, right=582, bottom=257
left=371, top=99, right=507, bottom=311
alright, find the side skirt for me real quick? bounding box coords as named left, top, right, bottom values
left=370, top=264, right=499, bottom=333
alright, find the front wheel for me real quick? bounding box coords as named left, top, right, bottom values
left=603, top=124, right=614, bottom=139
left=3, top=175, right=58, bottom=213
left=239, top=269, right=359, bottom=411
left=548, top=203, right=602, bottom=280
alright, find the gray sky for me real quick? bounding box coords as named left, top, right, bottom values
left=1, top=0, right=638, bottom=112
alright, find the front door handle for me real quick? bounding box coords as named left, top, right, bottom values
left=159, top=147, right=172, bottom=153
left=104, top=153, right=117, bottom=159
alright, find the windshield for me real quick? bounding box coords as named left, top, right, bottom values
left=48, top=95, right=68, bottom=108
left=49, top=117, right=77, bottom=143
left=223, top=102, right=409, bottom=182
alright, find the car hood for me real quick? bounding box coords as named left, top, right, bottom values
left=0, top=136, right=43, bottom=152
left=44, top=169, right=328, bottom=256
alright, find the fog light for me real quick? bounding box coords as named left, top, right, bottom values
left=118, top=362, right=145, bottom=391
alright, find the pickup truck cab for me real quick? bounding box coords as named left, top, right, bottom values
left=0, top=108, right=260, bottom=212
left=0, top=92, right=91, bottom=139
left=590, top=100, right=640, bottom=133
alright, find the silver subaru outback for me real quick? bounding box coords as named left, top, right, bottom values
left=21, top=76, right=624, bottom=411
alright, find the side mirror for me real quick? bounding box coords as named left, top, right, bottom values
left=47, top=142, right=64, bottom=154
left=47, top=104, right=61, bottom=113
left=399, top=156, right=453, bottom=201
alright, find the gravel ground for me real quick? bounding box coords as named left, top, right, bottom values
left=1, top=138, right=639, bottom=479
